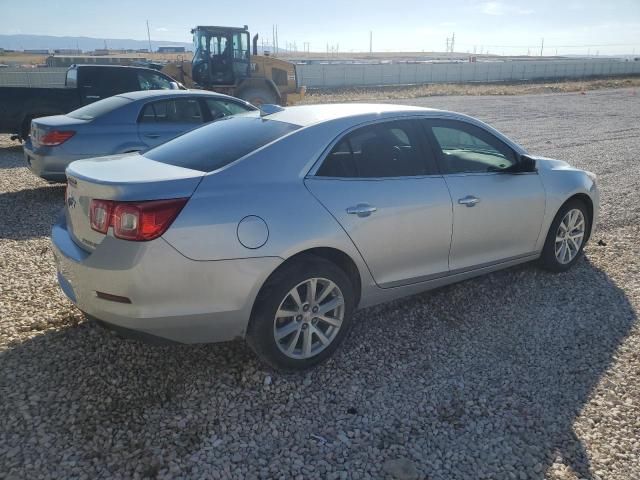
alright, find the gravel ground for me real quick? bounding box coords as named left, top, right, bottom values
left=1, top=88, right=639, bottom=480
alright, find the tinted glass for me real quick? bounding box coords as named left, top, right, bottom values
left=137, top=71, right=173, bottom=90
left=204, top=98, right=253, bottom=120
left=144, top=116, right=300, bottom=172
left=66, top=68, right=77, bottom=87
left=429, top=120, right=516, bottom=174
left=139, top=98, right=203, bottom=124
left=317, top=120, right=430, bottom=178
left=67, top=96, right=133, bottom=120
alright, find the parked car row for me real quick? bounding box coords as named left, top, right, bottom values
left=0, top=65, right=184, bottom=140
left=45, top=100, right=599, bottom=370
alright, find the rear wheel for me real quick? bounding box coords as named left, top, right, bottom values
left=247, top=256, right=355, bottom=370
left=539, top=199, right=590, bottom=272
left=237, top=87, right=278, bottom=107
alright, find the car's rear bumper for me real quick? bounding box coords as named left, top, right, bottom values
left=51, top=214, right=282, bottom=344
left=24, top=143, right=91, bottom=182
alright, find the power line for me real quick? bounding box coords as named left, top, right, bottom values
left=459, top=42, right=640, bottom=49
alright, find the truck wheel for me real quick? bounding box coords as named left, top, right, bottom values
left=21, top=113, right=55, bottom=140
left=20, top=117, right=34, bottom=141
left=238, top=87, right=278, bottom=106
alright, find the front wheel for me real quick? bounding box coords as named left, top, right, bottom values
left=237, top=87, right=278, bottom=107
left=539, top=199, right=590, bottom=272
left=247, top=256, right=355, bottom=370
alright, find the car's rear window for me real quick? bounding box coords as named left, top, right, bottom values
left=143, top=115, right=301, bottom=172
left=67, top=96, right=133, bottom=120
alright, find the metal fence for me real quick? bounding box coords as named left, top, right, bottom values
left=1, top=59, right=639, bottom=89
left=296, top=59, right=640, bottom=89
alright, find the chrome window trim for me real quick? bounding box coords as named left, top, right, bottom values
left=306, top=113, right=527, bottom=179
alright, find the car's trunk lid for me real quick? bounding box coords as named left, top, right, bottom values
left=65, top=153, right=204, bottom=252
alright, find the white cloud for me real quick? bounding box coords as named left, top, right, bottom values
left=480, top=2, right=533, bottom=16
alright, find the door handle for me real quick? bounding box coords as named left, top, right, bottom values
left=144, top=133, right=161, bottom=139
left=346, top=204, right=377, bottom=217
left=458, top=195, right=480, bottom=207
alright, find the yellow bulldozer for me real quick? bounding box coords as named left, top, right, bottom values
left=162, top=25, right=306, bottom=106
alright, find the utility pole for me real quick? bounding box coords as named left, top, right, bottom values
left=275, top=24, right=279, bottom=55
left=369, top=31, right=372, bottom=53
left=146, top=20, right=152, bottom=53
left=451, top=32, right=455, bottom=53
left=540, top=37, right=544, bottom=56
left=446, top=37, right=449, bottom=53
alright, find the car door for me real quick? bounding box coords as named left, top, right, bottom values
left=424, top=118, right=546, bottom=271
left=137, top=97, right=205, bottom=148
left=305, top=119, right=453, bottom=288
left=78, top=68, right=136, bottom=104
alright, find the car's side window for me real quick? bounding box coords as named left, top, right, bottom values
left=137, top=71, right=173, bottom=90
left=204, top=98, right=251, bottom=120
left=427, top=120, right=517, bottom=174
left=316, top=120, right=432, bottom=178
left=139, top=99, right=204, bottom=124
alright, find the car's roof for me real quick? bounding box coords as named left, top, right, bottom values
left=265, top=103, right=439, bottom=127
left=117, top=89, right=246, bottom=102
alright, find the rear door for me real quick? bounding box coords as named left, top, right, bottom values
left=424, top=118, right=545, bottom=271
left=78, top=68, right=137, bottom=104
left=137, top=97, right=205, bottom=148
left=305, top=119, right=453, bottom=288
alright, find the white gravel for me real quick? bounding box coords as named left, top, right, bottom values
left=1, top=88, right=640, bottom=480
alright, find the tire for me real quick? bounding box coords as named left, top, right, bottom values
left=20, top=117, right=34, bottom=141
left=246, top=255, right=356, bottom=371
left=539, top=199, right=591, bottom=272
left=237, top=87, right=278, bottom=107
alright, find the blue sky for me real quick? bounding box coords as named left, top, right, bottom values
left=1, top=0, right=640, bottom=55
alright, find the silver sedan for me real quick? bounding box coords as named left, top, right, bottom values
left=52, top=104, right=599, bottom=370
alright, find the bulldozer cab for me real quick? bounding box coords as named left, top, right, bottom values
left=191, top=26, right=250, bottom=87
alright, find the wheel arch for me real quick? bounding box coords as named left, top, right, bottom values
left=251, top=247, right=363, bottom=319
left=563, top=192, right=595, bottom=242
left=235, top=78, right=282, bottom=105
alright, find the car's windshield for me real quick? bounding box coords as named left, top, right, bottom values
left=143, top=115, right=300, bottom=172
left=67, top=96, right=133, bottom=121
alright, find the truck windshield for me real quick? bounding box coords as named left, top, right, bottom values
left=144, top=115, right=300, bottom=172
left=67, top=96, right=133, bottom=120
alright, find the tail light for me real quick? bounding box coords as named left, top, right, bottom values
left=89, top=198, right=188, bottom=241
left=39, top=130, right=75, bottom=146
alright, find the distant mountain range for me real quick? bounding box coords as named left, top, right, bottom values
left=0, top=34, right=191, bottom=52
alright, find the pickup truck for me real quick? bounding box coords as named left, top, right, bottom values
left=0, top=64, right=182, bottom=139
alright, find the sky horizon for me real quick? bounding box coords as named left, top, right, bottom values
left=1, top=0, right=640, bottom=56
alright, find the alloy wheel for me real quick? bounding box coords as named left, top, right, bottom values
left=273, top=277, right=345, bottom=359
left=555, top=208, right=586, bottom=264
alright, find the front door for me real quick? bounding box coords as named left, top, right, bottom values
left=425, top=118, right=546, bottom=271
left=137, top=97, right=205, bottom=149
left=305, top=119, right=453, bottom=288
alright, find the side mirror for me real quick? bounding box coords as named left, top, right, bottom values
left=169, top=81, right=180, bottom=90
left=517, top=154, right=537, bottom=173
